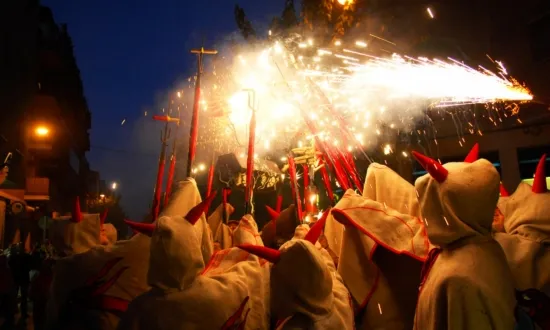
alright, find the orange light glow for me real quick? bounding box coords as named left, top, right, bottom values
left=34, top=126, right=49, bottom=137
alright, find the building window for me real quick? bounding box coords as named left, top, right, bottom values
left=517, top=146, right=549, bottom=185
left=529, top=13, right=550, bottom=62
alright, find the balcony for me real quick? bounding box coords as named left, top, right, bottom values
left=25, top=177, right=50, bottom=201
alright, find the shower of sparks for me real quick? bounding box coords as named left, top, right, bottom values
left=168, top=36, right=532, bottom=165
left=427, top=7, right=435, bottom=19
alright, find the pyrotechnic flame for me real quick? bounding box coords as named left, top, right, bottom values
left=191, top=36, right=532, bottom=162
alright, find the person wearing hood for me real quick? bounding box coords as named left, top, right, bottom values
left=494, top=154, right=550, bottom=329
left=330, top=161, right=432, bottom=330
left=261, top=204, right=299, bottom=248
left=410, top=150, right=516, bottom=330
left=208, top=202, right=236, bottom=250
left=47, top=179, right=209, bottom=330
left=49, top=198, right=114, bottom=257
left=239, top=211, right=354, bottom=330
left=117, top=203, right=271, bottom=330
left=0, top=253, right=17, bottom=327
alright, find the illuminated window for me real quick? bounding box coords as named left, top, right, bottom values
left=517, top=147, right=549, bottom=180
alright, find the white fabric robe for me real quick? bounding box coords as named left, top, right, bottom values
left=273, top=226, right=354, bottom=330
left=413, top=159, right=516, bottom=330
left=118, top=213, right=270, bottom=330
left=49, top=213, right=104, bottom=256
left=495, top=182, right=550, bottom=329
left=208, top=203, right=235, bottom=249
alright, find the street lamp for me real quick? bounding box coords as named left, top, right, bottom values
left=111, top=182, right=117, bottom=190
left=34, top=126, right=50, bottom=137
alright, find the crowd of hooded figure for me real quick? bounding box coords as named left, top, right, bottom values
left=0, top=143, right=548, bottom=330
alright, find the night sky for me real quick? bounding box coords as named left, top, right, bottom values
left=41, top=0, right=283, bottom=220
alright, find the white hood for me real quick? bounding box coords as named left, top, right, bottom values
left=261, top=205, right=298, bottom=247
left=49, top=213, right=103, bottom=256
left=161, top=178, right=214, bottom=264
left=363, top=162, right=421, bottom=216
left=120, top=234, right=270, bottom=330
left=233, top=214, right=263, bottom=246
left=269, top=225, right=354, bottom=329
left=147, top=178, right=215, bottom=291
left=46, top=233, right=151, bottom=330
left=412, top=153, right=516, bottom=330
left=495, top=180, right=550, bottom=298
left=499, top=182, right=550, bottom=242
left=272, top=239, right=333, bottom=320
left=208, top=203, right=235, bottom=250
left=415, top=159, right=499, bottom=247
left=102, top=223, right=118, bottom=245
left=148, top=215, right=204, bottom=291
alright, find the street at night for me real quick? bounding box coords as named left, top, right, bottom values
left=1, top=0, right=549, bottom=329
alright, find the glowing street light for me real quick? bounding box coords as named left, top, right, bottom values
left=34, top=126, right=49, bottom=137
left=99, top=194, right=105, bottom=199
left=111, top=182, right=118, bottom=190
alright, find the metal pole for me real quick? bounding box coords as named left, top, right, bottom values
left=186, top=47, right=218, bottom=178
left=0, top=199, right=6, bottom=250
left=152, top=122, right=169, bottom=221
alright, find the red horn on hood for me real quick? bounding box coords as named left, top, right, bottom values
left=412, top=151, right=448, bottom=183
left=124, top=219, right=155, bottom=237
left=276, top=195, right=283, bottom=213
left=100, top=208, right=109, bottom=226
left=464, top=143, right=479, bottom=163
left=500, top=183, right=510, bottom=197
left=265, top=205, right=280, bottom=221
left=185, top=191, right=218, bottom=225
left=237, top=244, right=281, bottom=263
left=532, top=154, right=548, bottom=194
left=304, top=208, right=330, bottom=244
left=71, top=197, right=83, bottom=223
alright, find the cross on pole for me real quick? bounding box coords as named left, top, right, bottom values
left=186, top=46, right=218, bottom=178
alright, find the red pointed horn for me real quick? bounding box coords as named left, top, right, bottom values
left=265, top=205, right=280, bottom=221
left=124, top=219, right=155, bottom=237
left=100, top=208, right=109, bottom=226
left=237, top=244, right=281, bottom=263
left=532, top=154, right=547, bottom=194
left=276, top=195, right=283, bottom=213
left=185, top=191, right=217, bottom=225
left=412, top=151, right=448, bottom=183
left=499, top=183, right=510, bottom=197
left=304, top=208, right=330, bottom=244
left=71, top=197, right=82, bottom=223
left=464, top=143, right=479, bottom=163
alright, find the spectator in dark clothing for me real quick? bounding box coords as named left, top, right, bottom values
left=7, top=244, right=32, bottom=318
left=0, top=253, right=17, bottom=328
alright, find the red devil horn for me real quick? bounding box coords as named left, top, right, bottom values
left=100, top=209, right=109, bottom=226
left=238, top=244, right=281, bottom=263
left=532, top=154, right=547, bottom=194
left=265, top=205, right=280, bottom=221
left=304, top=208, right=330, bottom=244
left=71, top=197, right=82, bottom=223
left=464, top=143, right=479, bottom=163
left=276, top=195, right=283, bottom=213
left=124, top=219, right=155, bottom=237
left=499, top=183, right=510, bottom=197
left=185, top=191, right=217, bottom=225
left=412, top=151, right=448, bottom=183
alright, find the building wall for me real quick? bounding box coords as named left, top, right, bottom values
left=0, top=1, right=92, bottom=214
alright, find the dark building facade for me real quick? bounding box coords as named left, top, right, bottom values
left=0, top=1, right=93, bottom=248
